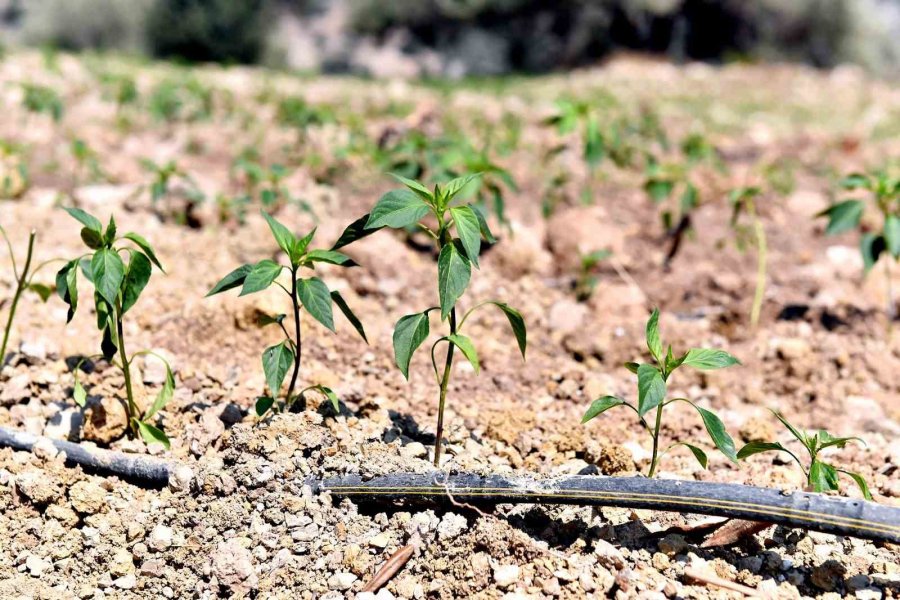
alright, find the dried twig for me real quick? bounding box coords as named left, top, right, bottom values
left=701, top=519, right=773, bottom=548
left=684, top=566, right=770, bottom=598
left=361, top=543, right=415, bottom=593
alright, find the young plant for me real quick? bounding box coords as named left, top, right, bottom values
left=56, top=209, right=174, bottom=447
left=71, top=138, right=107, bottom=184
left=574, top=249, right=613, bottom=302
left=738, top=410, right=871, bottom=499
left=818, top=170, right=899, bottom=320
left=206, top=211, right=367, bottom=416
left=338, top=174, right=527, bottom=466
left=582, top=309, right=739, bottom=476
left=141, top=159, right=205, bottom=226
left=0, top=227, right=57, bottom=363
left=21, top=83, right=64, bottom=122
left=728, top=186, right=767, bottom=328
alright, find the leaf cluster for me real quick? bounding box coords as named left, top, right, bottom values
left=582, top=309, right=740, bottom=472
left=56, top=208, right=172, bottom=447
left=818, top=171, right=900, bottom=272
left=738, top=410, right=871, bottom=499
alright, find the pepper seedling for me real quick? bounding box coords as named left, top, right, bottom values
left=738, top=410, right=872, bottom=500
left=337, top=173, right=527, bottom=466
left=728, top=186, right=767, bottom=328
left=582, top=309, right=739, bottom=476
left=818, top=170, right=899, bottom=320
left=207, top=211, right=367, bottom=417
left=56, top=208, right=174, bottom=448
left=0, top=227, right=59, bottom=363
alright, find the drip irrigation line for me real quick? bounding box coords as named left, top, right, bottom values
left=1, top=426, right=898, bottom=543
left=0, top=425, right=170, bottom=487
left=318, top=473, right=900, bottom=543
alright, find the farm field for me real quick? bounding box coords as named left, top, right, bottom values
left=0, top=50, right=899, bottom=598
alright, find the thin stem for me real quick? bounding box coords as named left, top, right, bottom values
left=885, top=258, right=895, bottom=325
left=748, top=199, right=767, bottom=328
left=647, top=403, right=665, bottom=478
left=1, top=226, right=20, bottom=280
left=1, top=230, right=35, bottom=364
left=114, top=300, right=139, bottom=436
left=285, top=268, right=302, bottom=406
left=433, top=306, right=457, bottom=467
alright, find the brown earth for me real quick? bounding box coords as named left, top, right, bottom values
left=0, top=51, right=899, bottom=598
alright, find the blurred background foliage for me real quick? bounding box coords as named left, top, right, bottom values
left=1, top=0, right=898, bottom=77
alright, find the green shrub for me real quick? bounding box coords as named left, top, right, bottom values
left=145, top=0, right=268, bottom=64
left=20, top=0, right=152, bottom=53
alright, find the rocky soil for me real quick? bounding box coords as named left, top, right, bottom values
left=0, top=51, right=898, bottom=598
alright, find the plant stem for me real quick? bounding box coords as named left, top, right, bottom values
left=114, top=302, right=138, bottom=436
left=748, top=199, right=767, bottom=328
left=433, top=307, right=457, bottom=467
left=1, top=230, right=35, bottom=365
left=647, top=403, right=664, bottom=478
left=285, top=268, right=303, bottom=406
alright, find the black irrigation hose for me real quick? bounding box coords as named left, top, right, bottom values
left=1, top=426, right=898, bottom=543
left=0, top=425, right=170, bottom=487
left=319, top=473, right=900, bottom=544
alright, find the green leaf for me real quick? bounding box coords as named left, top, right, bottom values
left=297, top=277, right=334, bottom=331
left=122, top=251, right=151, bottom=313
left=393, top=312, right=430, bottom=379
left=884, top=214, right=900, bottom=259
left=90, top=248, right=125, bottom=306
left=56, top=259, right=78, bottom=323
left=64, top=207, right=102, bottom=234
left=293, top=228, right=317, bottom=257
left=366, top=189, right=431, bottom=229
left=771, top=410, right=808, bottom=447
left=135, top=420, right=170, bottom=450
left=123, top=233, right=164, bottom=272
left=73, top=379, right=87, bottom=407
left=446, top=334, right=479, bottom=374
left=331, top=214, right=380, bottom=250
left=316, top=385, right=340, bottom=412
left=257, top=313, right=286, bottom=327
left=262, top=342, right=293, bottom=396
left=645, top=179, right=674, bottom=203
left=624, top=362, right=640, bottom=374
left=450, top=206, right=482, bottom=267
left=581, top=395, right=625, bottom=423
left=471, top=205, right=496, bottom=244
left=681, top=348, right=740, bottom=370
left=207, top=264, right=253, bottom=296
left=694, top=406, right=738, bottom=462
left=80, top=227, right=104, bottom=249
left=389, top=173, right=433, bottom=200
left=584, top=115, right=604, bottom=167
left=860, top=234, right=886, bottom=274
left=680, top=443, right=708, bottom=469
left=331, top=291, right=367, bottom=343
left=27, top=283, right=53, bottom=302
left=818, top=200, right=864, bottom=236
left=443, top=173, right=481, bottom=201
left=645, top=309, right=662, bottom=362
left=239, top=260, right=283, bottom=296
left=255, top=396, right=275, bottom=417
left=104, top=215, right=117, bottom=245
left=737, top=441, right=788, bottom=460
left=144, top=361, right=174, bottom=420
left=306, top=249, right=357, bottom=267
left=816, top=431, right=866, bottom=451
left=809, top=461, right=840, bottom=493
left=437, top=241, right=471, bottom=320
left=487, top=302, right=526, bottom=358
left=840, top=173, right=870, bottom=190
left=838, top=469, right=873, bottom=501
left=261, top=210, right=299, bottom=261
left=101, top=323, right=117, bottom=361
left=636, top=364, right=666, bottom=417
